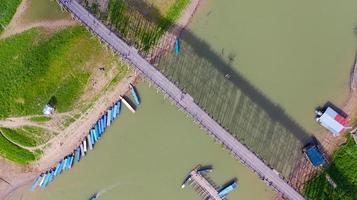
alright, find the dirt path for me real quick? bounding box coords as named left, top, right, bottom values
left=0, top=0, right=77, bottom=39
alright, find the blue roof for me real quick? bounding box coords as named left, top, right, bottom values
left=305, top=146, right=325, bottom=167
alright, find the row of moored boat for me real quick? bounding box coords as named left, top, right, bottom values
left=31, top=84, right=140, bottom=192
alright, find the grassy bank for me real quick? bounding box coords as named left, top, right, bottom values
left=0, top=25, right=127, bottom=119
left=88, top=0, right=189, bottom=51
left=304, top=135, right=357, bottom=200
left=0, top=133, right=36, bottom=164
left=0, top=0, right=22, bottom=33
left=0, top=126, right=52, bottom=147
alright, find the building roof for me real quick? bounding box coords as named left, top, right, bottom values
left=305, top=146, right=326, bottom=167
left=318, top=107, right=348, bottom=136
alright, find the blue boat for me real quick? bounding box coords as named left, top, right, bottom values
left=116, top=100, right=121, bottom=115
left=111, top=107, right=115, bottom=121
left=31, top=174, right=43, bottom=192
left=129, top=84, right=140, bottom=105
left=75, top=147, right=81, bottom=162
left=97, top=119, right=103, bottom=136
left=104, top=113, right=108, bottom=129
left=61, top=157, right=68, bottom=171
left=218, top=181, right=238, bottom=198
left=41, top=171, right=51, bottom=188
left=113, top=104, right=117, bottom=118
left=175, top=37, right=180, bottom=56
left=66, top=155, right=73, bottom=170
left=68, top=155, right=74, bottom=169
left=89, top=193, right=98, bottom=200
left=100, top=117, right=104, bottom=133
left=57, top=159, right=65, bottom=175
left=90, top=130, right=95, bottom=145
left=93, top=129, right=97, bottom=143
left=53, top=161, right=62, bottom=176
left=94, top=124, right=100, bottom=139
left=47, top=170, right=55, bottom=184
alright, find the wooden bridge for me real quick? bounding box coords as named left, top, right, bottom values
left=57, top=1, right=305, bottom=199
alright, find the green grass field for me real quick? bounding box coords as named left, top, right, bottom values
left=304, top=135, right=357, bottom=200
left=0, top=133, right=36, bottom=164
left=0, top=0, right=22, bottom=33
left=0, top=126, right=52, bottom=147
left=0, top=26, right=125, bottom=119
left=30, top=116, right=51, bottom=122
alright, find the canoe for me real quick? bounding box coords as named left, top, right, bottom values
left=175, top=37, right=180, bottom=56
left=47, top=170, right=55, bottom=183
left=107, top=110, right=111, bottom=126
left=38, top=173, right=46, bottom=187
left=103, top=114, right=107, bottom=129
left=31, top=174, right=43, bottom=192
left=100, top=116, right=105, bottom=132
left=53, top=161, right=62, bottom=176
left=41, top=172, right=51, bottom=188
left=62, top=157, right=68, bottom=171
left=80, top=143, right=85, bottom=157
left=129, top=84, right=140, bottom=105
left=117, top=100, right=121, bottom=115
left=75, top=147, right=81, bottom=162
left=57, top=159, right=65, bottom=175
left=90, top=130, right=95, bottom=145
left=111, top=107, right=115, bottom=121
left=66, top=155, right=73, bottom=170
left=87, top=133, right=93, bottom=150
left=68, top=155, right=74, bottom=169
left=83, top=140, right=87, bottom=152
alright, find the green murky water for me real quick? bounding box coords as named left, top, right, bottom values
left=8, top=83, right=273, bottom=200
left=187, top=0, right=357, bottom=133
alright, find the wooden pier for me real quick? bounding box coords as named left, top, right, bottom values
left=188, top=169, right=223, bottom=200
left=57, top=1, right=305, bottom=199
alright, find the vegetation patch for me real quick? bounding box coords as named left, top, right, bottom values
left=30, top=116, right=51, bottom=122
left=0, top=126, right=52, bottom=147
left=0, top=0, right=22, bottom=33
left=0, top=26, right=125, bottom=118
left=0, top=133, right=36, bottom=164
left=87, top=0, right=189, bottom=51
left=304, top=135, right=357, bottom=200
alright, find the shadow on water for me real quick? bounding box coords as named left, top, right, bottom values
left=84, top=0, right=313, bottom=178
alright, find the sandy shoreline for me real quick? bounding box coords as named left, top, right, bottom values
left=0, top=0, right=202, bottom=198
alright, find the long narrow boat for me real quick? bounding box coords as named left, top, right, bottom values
left=68, top=154, right=75, bottom=169
left=90, top=130, right=96, bottom=145
left=53, top=161, right=62, bottom=176
left=111, top=106, right=115, bottom=122
left=75, top=147, right=81, bottom=162
left=80, top=143, right=85, bottom=157
left=175, top=37, right=180, bottom=56
left=66, top=155, right=73, bottom=170
left=57, top=159, right=65, bottom=175
left=87, top=133, right=93, bottom=150
left=113, top=104, right=118, bottom=118
left=41, top=171, right=51, bottom=188
left=31, top=174, right=43, bottom=192
left=83, top=140, right=88, bottom=152
left=116, top=100, right=121, bottom=115
left=120, top=96, right=136, bottom=113
left=62, top=157, right=68, bottom=171
left=100, top=116, right=105, bottom=132
left=38, top=173, right=47, bottom=188
left=47, top=170, right=55, bottom=184
left=107, top=110, right=111, bottom=126
left=97, top=121, right=102, bottom=136
left=95, top=124, right=100, bottom=138
left=103, top=114, right=107, bottom=129
left=92, top=128, right=97, bottom=143
left=129, top=84, right=140, bottom=105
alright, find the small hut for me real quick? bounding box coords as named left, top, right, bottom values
left=43, top=104, right=54, bottom=115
